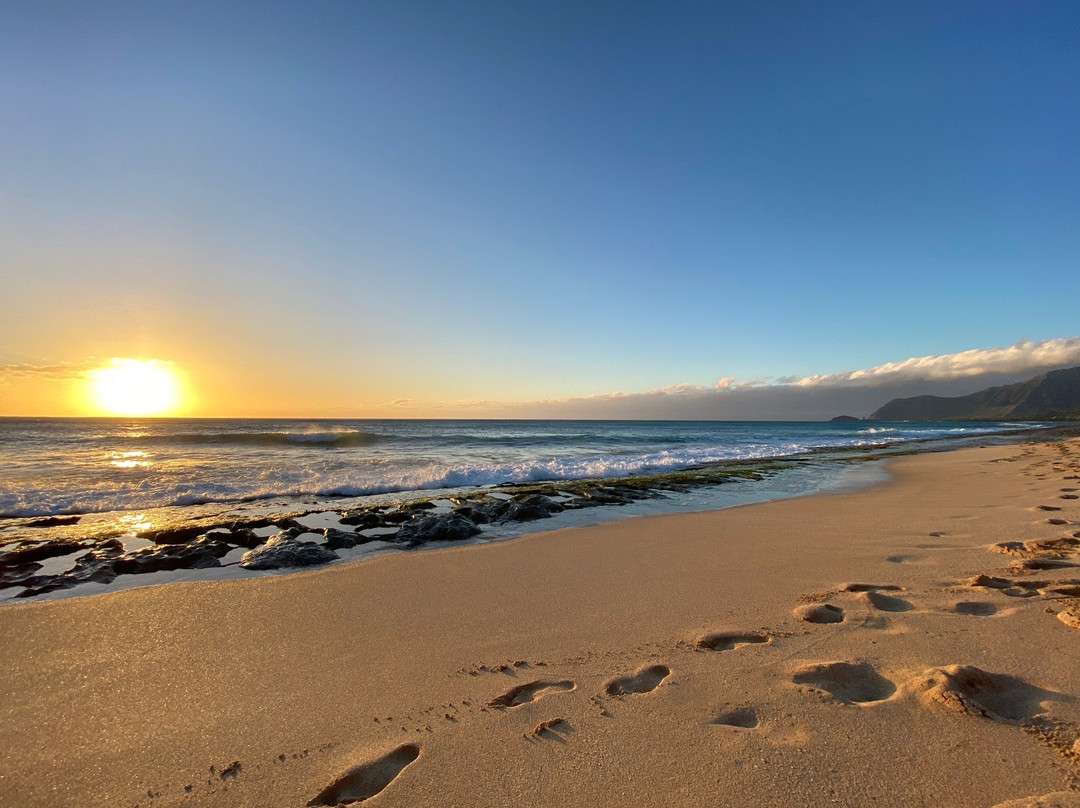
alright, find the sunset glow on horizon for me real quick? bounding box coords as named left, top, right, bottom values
left=1, top=4, right=1078, bottom=419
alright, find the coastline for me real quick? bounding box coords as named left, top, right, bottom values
left=3, top=423, right=1071, bottom=605
left=1, top=438, right=1079, bottom=806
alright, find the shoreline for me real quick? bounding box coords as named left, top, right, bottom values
left=1, top=438, right=1079, bottom=806
left=3, top=424, right=1073, bottom=605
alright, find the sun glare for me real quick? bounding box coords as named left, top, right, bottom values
left=87, top=359, right=183, bottom=417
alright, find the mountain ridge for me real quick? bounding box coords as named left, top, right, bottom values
left=868, top=366, right=1080, bottom=422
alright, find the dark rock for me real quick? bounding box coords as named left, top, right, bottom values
left=452, top=505, right=493, bottom=524
left=19, top=543, right=125, bottom=597
left=208, top=528, right=261, bottom=549
left=322, top=528, right=359, bottom=550
left=0, top=538, right=84, bottom=565
left=144, top=525, right=219, bottom=545
left=475, top=499, right=510, bottom=521
left=231, top=517, right=274, bottom=531
left=409, top=500, right=436, bottom=510
left=113, top=536, right=231, bottom=575
left=580, top=487, right=633, bottom=505
left=560, top=496, right=601, bottom=510
left=339, top=510, right=385, bottom=529
left=239, top=534, right=339, bottom=570
left=500, top=494, right=564, bottom=523
left=25, top=515, right=81, bottom=527
left=0, top=561, right=43, bottom=589
left=273, top=519, right=307, bottom=534
left=381, top=509, right=417, bottom=525
left=395, top=514, right=481, bottom=546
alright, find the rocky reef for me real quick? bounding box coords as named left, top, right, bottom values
left=0, top=462, right=785, bottom=599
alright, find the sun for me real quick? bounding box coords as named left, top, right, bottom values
left=87, top=359, right=184, bottom=416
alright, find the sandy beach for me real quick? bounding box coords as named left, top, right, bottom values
left=2, top=438, right=1079, bottom=807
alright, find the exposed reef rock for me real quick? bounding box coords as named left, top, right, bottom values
left=3, top=453, right=836, bottom=597
left=238, top=534, right=339, bottom=570
left=395, top=514, right=481, bottom=546
left=113, top=536, right=231, bottom=575
left=500, top=494, right=565, bottom=523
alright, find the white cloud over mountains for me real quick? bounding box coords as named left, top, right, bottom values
left=462, top=337, right=1080, bottom=420
left=792, top=338, right=1080, bottom=388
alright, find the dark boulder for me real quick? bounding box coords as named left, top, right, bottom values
left=455, top=499, right=509, bottom=524
left=239, top=534, right=338, bottom=570
left=207, top=528, right=261, bottom=548
left=500, top=494, right=564, bottom=523
left=452, top=505, right=491, bottom=524
left=322, top=528, right=359, bottom=550
left=395, top=514, right=481, bottom=546
left=339, top=510, right=385, bottom=529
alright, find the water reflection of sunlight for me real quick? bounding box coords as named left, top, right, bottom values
left=116, top=513, right=153, bottom=534
left=108, top=450, right=151, bottom=469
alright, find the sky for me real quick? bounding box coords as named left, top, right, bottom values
left=1, top=1, right=1078, bottom=419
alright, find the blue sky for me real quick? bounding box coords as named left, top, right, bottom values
left=1, top=1, right=1078, bottom=416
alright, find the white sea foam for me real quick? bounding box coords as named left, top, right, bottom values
left=0, top=419, right=1034, bottom=519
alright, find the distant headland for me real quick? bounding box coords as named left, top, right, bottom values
left=833, top=366, right=1080, bottom=422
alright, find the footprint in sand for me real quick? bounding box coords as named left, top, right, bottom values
left=861, top=591, right=914, bottom=612
left=712, top=706, right=759, bottom=728
left=793, top=603, right=845, bottom=624
left=605, top=664, right=670, bottom=696
left=791, top=661, right=896, bottom=704
left=1043, top=584, right=1080, bottom=597
left=953, top=601, right=998, bottom=616
left=488, top=680, right=576, bottom=709
left=1011, top=559, right=1079, bottom=572
left=696, top=631, right=770, bottom=651
left=886, top=554, right=922, bottom=564
left=914, top=665, right=1068, bottom=724
left=839, top=582, right=904, bottom=593
left=308, top=744, right=420, bottom=806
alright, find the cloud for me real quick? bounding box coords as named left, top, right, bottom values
left=793, top=338, right=1080, bottom=388
left=0, top=360, right=100, bottom=381
left=438, top=337, right=1080, bottom=421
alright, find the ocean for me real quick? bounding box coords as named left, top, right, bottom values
left=0, top=418, right=1040, bottom=602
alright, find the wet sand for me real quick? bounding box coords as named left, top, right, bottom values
left=1, top=439, right=1079, bottom=807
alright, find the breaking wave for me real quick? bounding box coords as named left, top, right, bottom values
left=0, top=419, right=1038, bottom=518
